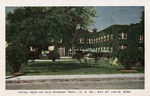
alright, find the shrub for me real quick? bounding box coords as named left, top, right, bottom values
left=6, top=43, right=29, bottom=74
left=72, top=52, right=84, bottom=64
left=47, top=51, right=60, bottom=62
left=117, top=49, right=141, bottom=70
left=139, top=50, right=144, bottom=67
left=136, top=50, right=144, bottom=70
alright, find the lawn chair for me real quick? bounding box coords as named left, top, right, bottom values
left=109, top=57, right=118, bottom=66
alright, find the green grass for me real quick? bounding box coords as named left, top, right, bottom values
left=6, top=59, right=144, bottom=76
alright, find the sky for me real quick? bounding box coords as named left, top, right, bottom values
left=89, top=6, right=144, bottom=32
left=6, top=6, right=144, bottom=32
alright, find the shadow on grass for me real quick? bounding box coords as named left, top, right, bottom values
left=30, top=61, right=99, bottom=68
left=6, top=60, right=144, bottom=76
left=28, top=61, right=80, bottom=69
left=23, top=61, right=98, bottom=75
left=6, top=74, right=24, bottom=79
left=6, top=71, right=42, bottom=79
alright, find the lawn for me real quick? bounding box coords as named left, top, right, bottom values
left=6, top=58, right=144, bottom=76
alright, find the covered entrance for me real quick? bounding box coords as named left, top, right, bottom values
left=58, top=47, right=65, bottom=57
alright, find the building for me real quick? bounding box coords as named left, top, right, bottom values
left=54, top=29, right=94, bottom=56
left=30, top=23, right=144, bottom=58
left=59, top=23, right=144, bottom=56
left=94, top=24, right=144, bottom=56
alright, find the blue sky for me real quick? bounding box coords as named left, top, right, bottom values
left=89, top=6, right=144, bottom=32
left=6, top=6, right=144, bottom=32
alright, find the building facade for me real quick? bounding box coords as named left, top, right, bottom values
left=63, top=24, right=143, bottom=56
left=30, top=23, right=144, bottom=57
left=94, top=24, right=144, bottom=56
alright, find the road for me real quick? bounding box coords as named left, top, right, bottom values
left=6, top=79, right=144, bottom=89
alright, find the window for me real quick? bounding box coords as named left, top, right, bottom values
left=107, top=35, right=109, bottom=41
left=96, top=47, right=98, bottom=51
left=103, top=47, right=106, bottom=50
left=86, top=38, right=89, bottom=43
left=94, top=38, right=96, bottom=43
left=119, top=32, right=127, bottom=39
left=139, top=35, right=144, bottom=43
left=78, top=38, right=84, bottom=43
left=96, top=38, right=99, bottom=43
left=98, top=47, right=100, bottom=52
left=58, top=39, right=62, bottom=43
left=104, top=36, right=106, bottom=41
left=101, top=37, right=103, bottom=42
left=106, top=47, right=109, bottom=50
left=90, top=38, right=93, bottom=44
left=138, top=46, right=143, bottom=51
left=98, top=37, right=101, bottom=42
left=119, top=45, right=128, bottom=49
left=110, top=47, right=113, bottom=52
left=68, top=48, right=73, bottom=56
left=80, top=47, right=84, bottom=51
left=110, top=34, right=113, bottom=39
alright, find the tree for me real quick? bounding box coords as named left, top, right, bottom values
left=6, top=41, right=29, bottom=73
left=139, top=10, right=144, bottom=68
left=117, top=11, right=144, bottom=70
left=62, top=7, right=96, bottom=55
left=118, top=49, right=141, bottom=70
left=6, top=7, right=96, bottom=52
left=140, top=11, right=144, bottom=28
left=6, top=7, right=66, bottom=73
left=6, top=7, right=96, bottom=73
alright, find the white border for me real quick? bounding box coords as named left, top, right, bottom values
left=1, top=0, right=150, bottom=96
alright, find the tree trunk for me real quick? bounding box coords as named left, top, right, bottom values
left=10, top=62, right=21, bottom=73
left=72, top=42, right=75, bottom=55
left=71, top=30, right=79, bottom=56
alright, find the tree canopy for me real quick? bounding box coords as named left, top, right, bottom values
left=6, top=7, right=96, bottom=73
left=6, top=7, right=96, bottom=49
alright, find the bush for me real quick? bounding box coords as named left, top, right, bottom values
left=117, top=49, right=141, bottom=70
left=47, top=51, right=60, bottom=62
left=72, top=52, right=84, bottom=64
left=139, top=50, right=144, bottom=67
left=6, top=44, right=29, bottom=74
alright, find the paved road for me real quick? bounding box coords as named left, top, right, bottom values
left=6, top=74, right=144, bottom=89
left=6, top=79, right=144, bottom=89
